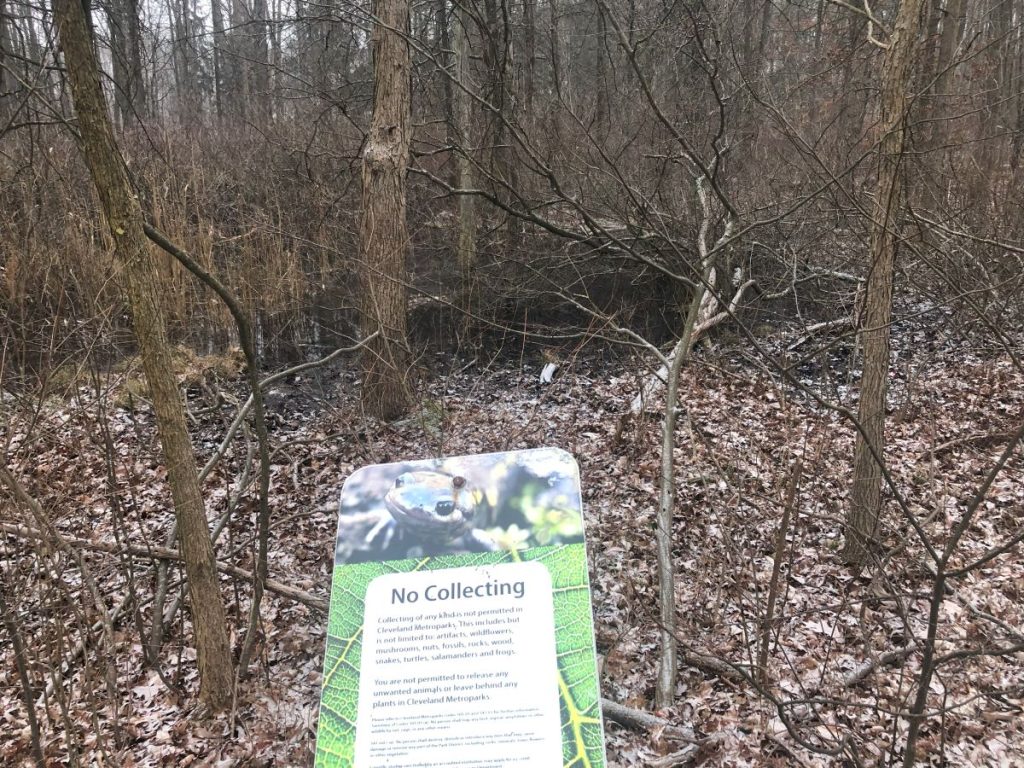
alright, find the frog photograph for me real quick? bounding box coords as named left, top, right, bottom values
left=333, top=448, right=586, bottom=564
left=317, top=447, right=606, bottom=768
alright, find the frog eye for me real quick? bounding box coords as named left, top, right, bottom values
left=452, top=476, right=466, bottom=489
left=434, top=500, right=455, bottom=517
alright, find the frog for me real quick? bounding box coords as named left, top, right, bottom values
left=335, top=471, right=497, bottom=564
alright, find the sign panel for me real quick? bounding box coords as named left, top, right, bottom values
left=315, top=447, right=606, bottom=768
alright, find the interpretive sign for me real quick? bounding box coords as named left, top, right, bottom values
left=315, top=447, right=606, bottom=768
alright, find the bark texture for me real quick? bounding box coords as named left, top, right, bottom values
left=107, top=0, right=146, bottom=125
left=210, top=0, right=226, bottom=118
left=0, top=0, right=15, bottom=121
left=53, top=0, right=234, bottom=709
left=454, top=2, right=478, bottom=313
left=844, top=0, right=926, bottom=566
left=359, top=0, right=412, bottom=419
left=930, top=0, right=965, bottom=146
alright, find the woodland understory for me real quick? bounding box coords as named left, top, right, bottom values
left=1, top=309, right=1022, bottom=767
left=4, top=0, right=1024, bottom=762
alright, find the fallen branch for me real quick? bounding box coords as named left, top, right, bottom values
left=785, top=319, right=854, bottom=353
left=648, top=745, right=701, bottom=767
left=954, top=596, right=1024, bottom=644
left=680, top=648, right=749, bottom=683
left=843, top=644, right=917, bottom=687
left=1, top=523, right=328, bottom=612
left=600, top=698, right=698, bottom=743
left=921, top=431, right=1014, bottom=460
left=809, top=269, right=864, bottom=284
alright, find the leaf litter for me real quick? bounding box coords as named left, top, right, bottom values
left=0, top=325, right=1022, bottom=767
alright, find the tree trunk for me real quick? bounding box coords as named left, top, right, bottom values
left=594, top=6, right=609, bottom=137
left=482, top=0, right=508, bottom=184
left=269, top=0, right=283, bottom=119
left=231, top=0, right=252, bottom=117
left=438, top=0, right=454, bottom=160
left=978, top=0, right=1014, bottom=177
left=454, top=1, right=478, bottom=314
left=916, top=0, right=943, bottom=147
left=170, top=0, right=200, bottom=118
left=1, top=0, right=20, bottom=121
left=359, top=0, right=412, bottom=420
left=107, top=0, right=145, bottom=125
left=652, top=174, right=733, bottom=707
left=523, top=0, right=536, bottom=115
left=126, top=0, right=146, bottom=118
left=107, top=0, right=131, bottom=127
left=211, top=0, right=226, bottom=119
left=251, top=0, right=271, bottom=118
left=1015, top=10, right=1024, bottom=167
left=930, top=0, right=965, bottom=146
left=549, top=0, right=562, bottom=98
left=843, top=0, right=926, bottom=567
left=994, top=0, right=1015, bottom=125
left=53, top=0, right=234, bottom=710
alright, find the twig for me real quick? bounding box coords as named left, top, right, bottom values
left=198, top=333, right=379, bottom=484
left=149, top=332, right=377, bottom=654
left=0, top=466, right=119, bottom=692
left=1, top=523, right=328, bottom=611
left=921, top=431, right=1014, bottom=460
left=43, top=594, right=132, bottom=700
left=0, top=563, right=46, bottom=768
left=759, top=458, right=803, bottom=685
left=786, top=319, right=854, bottom=352
left=145, top=222, right=276, bottom=678
left=954, top=597, right=1024, bottom=644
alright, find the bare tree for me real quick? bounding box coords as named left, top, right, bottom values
left=359, top=0, right=413, bottom=419
left=52, top=0, right=235, bottom=709
left=844, top=0, right=928, bottom=567
left=928, top=0, right=966, bottom=147
left=453, top=1, right=478, bottom=313
left=168, top=0, right=202, bottom=117
left=0, top=0, right=18, bottom=122
left=106, top=0, right=146, bottom=125
left=210, top=0, right=227, bottom=119
left=6, top=0, right=1024, bottom=761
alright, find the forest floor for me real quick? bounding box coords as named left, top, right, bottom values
left=1, top=314, right=1023, bottom=767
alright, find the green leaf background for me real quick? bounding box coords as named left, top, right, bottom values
left=315, top=544, right=605, bottom=768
